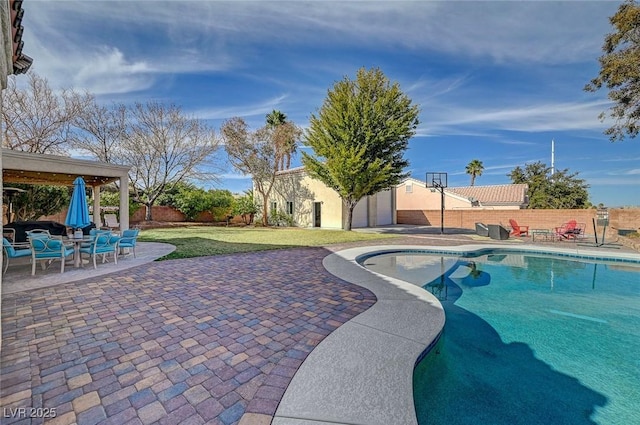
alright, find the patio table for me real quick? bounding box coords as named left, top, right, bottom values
left=532, top=229, right=555, bottom=242
left=65, top=236, right=93, bottom=267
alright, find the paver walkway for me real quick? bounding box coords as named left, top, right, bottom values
left=1, top=247, right=375, bottom=425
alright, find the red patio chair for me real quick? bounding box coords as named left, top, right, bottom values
left=555, top=220, right=579, bottom=241
left=509, top=219, right=529, bottom=237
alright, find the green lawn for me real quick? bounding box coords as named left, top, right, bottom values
left=138, top=226, right=399, bottom=260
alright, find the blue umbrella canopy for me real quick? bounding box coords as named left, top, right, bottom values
left=65, top=177, right=91, bottom=229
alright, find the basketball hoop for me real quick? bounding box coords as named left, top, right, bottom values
left=426, top=172, right=448, bottom=190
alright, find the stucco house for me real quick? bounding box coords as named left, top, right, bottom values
left=397, top=177, right=528, bottom=210
left=257, top=166, right=396, bottom=229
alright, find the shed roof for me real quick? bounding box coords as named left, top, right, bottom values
left=447, top=184, right=529, bottom=206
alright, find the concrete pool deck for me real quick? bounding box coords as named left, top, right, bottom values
left=1, top=232, right=638, bottom=425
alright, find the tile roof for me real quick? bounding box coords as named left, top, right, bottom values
left=446, top=184, right=528, bottom=206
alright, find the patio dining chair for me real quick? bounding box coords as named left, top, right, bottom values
left=3, top=228, right=16, bottom=243
left=118, top=228, right=140, bottom=258
left=79, top=233, right=120, bottom=269
left=26, top=229, right=51, bottom=238
left=29, top=236, right=75, bottom=275
left=3, top=237, right=32, bottom=275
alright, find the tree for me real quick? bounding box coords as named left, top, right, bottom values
left=2, top=72, right=89, bottom=154
left=266, top=109, right=299, bottom=170
left=507, top=161, right=591, bottom=209
left=125, top=101, right=220, bottom=221
left=585, top=0, right=640, bottom=142
left=71, top=97, right=128, bottom=164
left=222, top=116, right=300, bottom=226
left=465, top=159, right=484, bottom=186
left=302, top=67, right=420, bottom=230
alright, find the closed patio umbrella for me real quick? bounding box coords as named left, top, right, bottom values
left=65, top=177, right=91, bottom=232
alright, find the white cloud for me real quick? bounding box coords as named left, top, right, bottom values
left=423, top=100, right=611, bottom=135
left=191, top=94, right=289, bottom=121
left=24, top=1, right=618, bottom=77
left=219, top=173, right=251, bottom=180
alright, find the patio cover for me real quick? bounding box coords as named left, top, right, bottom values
left=1, top=149, right=131, bottom=231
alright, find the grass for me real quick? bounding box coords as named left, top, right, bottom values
left=138, top=226, right=399, bottom=260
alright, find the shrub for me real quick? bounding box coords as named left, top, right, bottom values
left=233, top=191, right=259, bottom=225
left=174, top=187, right=214, bottom=221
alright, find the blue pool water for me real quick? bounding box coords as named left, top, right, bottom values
left=361, top=251, right=640, bottom=425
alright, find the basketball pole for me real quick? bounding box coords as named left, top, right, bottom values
left=439, top=185, right=444, bottom=234
left=426, top=172, right=447, bottom=235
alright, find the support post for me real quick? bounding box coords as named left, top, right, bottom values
left=119, top=173, right=129, bottom=231
left=440, top=186, right=444, bottom=235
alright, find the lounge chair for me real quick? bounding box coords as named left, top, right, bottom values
left=102, top=213, right=120, bottom=231
left=509, top=219, right=529, bottom=237
left=554, top=220, right=584, bottom=241
left=475, top=222, right=489, bottom=237
left=488, top=224, right=510, bottom=240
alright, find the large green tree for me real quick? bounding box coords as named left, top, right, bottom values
left=508, top=161, right=591, bottom=209
left=465, top=159, right=484, bottom=186
left=585, top=0, right=640, bottom=142
left=302, top=67, right=419, bottom=230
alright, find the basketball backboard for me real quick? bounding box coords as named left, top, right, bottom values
left=426, top=172, right=448, bottom=188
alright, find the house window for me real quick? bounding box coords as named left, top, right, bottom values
left=406, top=182, right=413, bottom=193
left=286, top=201, right=294, bottom=215
left=270, top=201, right=277, bottom=214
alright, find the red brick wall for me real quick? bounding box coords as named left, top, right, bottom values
left=130, top=206, right=241, bottom=224
left=131, top=206, right=186, bottom=222
left=608, top=208, right=640, bottom=232
left=398, top=208, right=640, bottom=236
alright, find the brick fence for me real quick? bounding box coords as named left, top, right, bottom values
left=130, top=206, right=246, bottom=224
left=397, top=208, right=640, bottom=237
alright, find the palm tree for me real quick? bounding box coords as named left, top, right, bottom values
left=466, top=159, right=484, bottom=186
left=266, top=110, right=298, bottom=170
left=266, top=110, right=287, bottom=127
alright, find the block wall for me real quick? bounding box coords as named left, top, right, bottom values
left=397, top=208, right=640, bottom=237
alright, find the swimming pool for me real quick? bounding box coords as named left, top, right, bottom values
left=361, top=250, right=640, bottom=425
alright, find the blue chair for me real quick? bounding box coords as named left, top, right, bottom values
left=26, top=229, right=51, bottom=239
left=79, top=233, right=120, bottom=269
left=81, top=228, right=112, bottom=248
left=29, top=236, right=74, bottom=275
left=118, top=229, right=140, bottom=258
left=3, top=237, right=32, bottom=275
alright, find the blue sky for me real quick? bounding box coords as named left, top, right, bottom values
left=22, top=1, right=639, bottom=206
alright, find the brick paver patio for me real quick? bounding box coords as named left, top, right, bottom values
left=1, top=247, right=376, bottom=425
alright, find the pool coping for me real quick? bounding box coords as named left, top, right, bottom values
left=272, top=243, right=640, bottom=425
